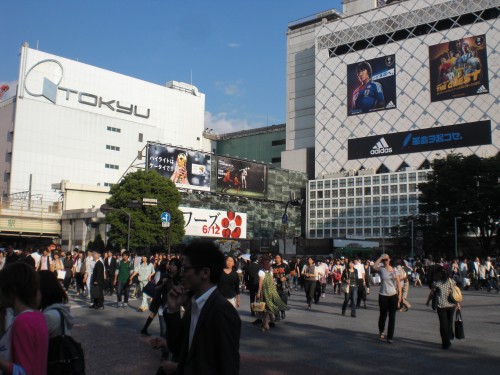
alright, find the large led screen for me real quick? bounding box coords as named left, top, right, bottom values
left=147, top=144, right=211, bottom=191
left=347, top=55, right=397, bottom=116
left=348, top=120, right=491, bottom=160
left=216, top=156, right=267, bottom=198
left=429, top=34, right=489, bottom=102
left=180, top=207, right=247, bottom=239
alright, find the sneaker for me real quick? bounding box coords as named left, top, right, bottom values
left=321, top=293, right=326, bottom=298
left=123, top=303, right=128, bottom=308
left=117, top=302, right=123, bottom=308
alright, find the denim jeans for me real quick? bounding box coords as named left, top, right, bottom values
left=342, top=286, right=358, bottom=316
left=116, top=281, right=130, bottom=303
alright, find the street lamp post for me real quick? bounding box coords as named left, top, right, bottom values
left=454, top=216, right=461, bottom=258
left=409, top=219, right=414, bottom=258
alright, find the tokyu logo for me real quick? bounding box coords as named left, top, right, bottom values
left=370, top=137, right=392, bottom=155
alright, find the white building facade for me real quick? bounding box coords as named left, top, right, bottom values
left=0, top=43, right=206, bottom=202
left=284, top=0, right=499, bottom=239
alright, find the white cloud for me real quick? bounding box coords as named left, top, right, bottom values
left=227, top=43, right=240, bottom=48
left=204, top=111, right=265, bottom=134
left=215, top=80, right=244, bottom=97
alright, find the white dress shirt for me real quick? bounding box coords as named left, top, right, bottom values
left=189, top=285, right=217, bottom=350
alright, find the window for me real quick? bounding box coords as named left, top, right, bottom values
left=106, top=145, right=120, bottom=151
left=348, top=188, right=354, bottom=197
left=105, top=163, right=119, bottom=170
left=324, top=190, right=331, bottom=199
left=318, top=191, right=323, bottom=199
left=317, top=181, right=323, bottom=189
left=271, top=157, right=281, bottom=163
left=310, top=191, right=316, bottom=199
left=324, top=181, right=331, bottom=189
left=373, top=186, right=380, bottom=195
left=107, top=126, right=121, bottom=133
left=382, top=186, right=389, bottom=194
left=364, top=187, right=371, bottom=195
left=103, top=182, right=114, bottom=187
left=340, top=189, right=346, bottom=197
left=138, top=133, right=144, bottom=142
left=391, top=185, right=398, bottom=194
left=400, top=184, right=407, bottom=193
left=271, top=139, right=286, bottom=146
left=356, top=188, right=363, bottom=196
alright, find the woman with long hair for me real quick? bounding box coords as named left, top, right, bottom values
left=38, top=270, right=74, bottom=338
left=0, top=262, right=48, bottom=374
left=130, top=255, right=156, bottom=312
left=257, top=256, right=287, bottom=332
left=140, top=258, right=182, bottom=337
left=372, top=254, right=402, bottom=343
left=341, top=260, right=360, bottom=317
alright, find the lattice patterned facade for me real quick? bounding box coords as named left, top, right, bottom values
left=304, top=0, right=500, bottom=239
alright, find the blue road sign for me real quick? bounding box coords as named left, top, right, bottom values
left=281, top=214, right=288, bottom=225
left=161, top=212, right=171, bottom=223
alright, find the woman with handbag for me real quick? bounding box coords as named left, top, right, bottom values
left=130, top=255, right=156, bottom=312
left=426, top=266, right=461, bottom=349
left=372, top=254, right=402, bottom=344
left=341, top=260, right=359, bottom=317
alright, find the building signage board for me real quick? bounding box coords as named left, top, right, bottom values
left=348, top=120, right=491, bottom=160
left=216, top=156, right=268, bottom=198
left=147, top=144, right=211, bottom=192
left=347, top=54, right=397, bottom=116
left=429, top=34, right=489, bottom=102
left=180, top=207, right=247, bottom=239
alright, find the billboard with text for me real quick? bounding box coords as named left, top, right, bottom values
left=429, top=34, right=489, bottom=102
left=180, top=207, right=247, bottom=239
left=147, top=144, right=211, bottom=191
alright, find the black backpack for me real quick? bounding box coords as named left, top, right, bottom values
left=47, top=310, right=85, bottom=375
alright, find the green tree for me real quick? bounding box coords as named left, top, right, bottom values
left=418, top=154, right=500, bottom=256
left=105, top=170, right=185, bottom=252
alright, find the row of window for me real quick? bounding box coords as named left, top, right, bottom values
left=106, top=126, right=144, bottom=142
left=310, top=203, right=418, bottom=218
left=309, top=228, right=390, bottom=239
left=310, top=194, right=419, bottom=208
left=106, top=145, right=120, bottom=151
left=105, top=164, right=119, bottom=170
left=310, top=184, right=418, bottom=199
left=310, top=172, right=429, bottom=190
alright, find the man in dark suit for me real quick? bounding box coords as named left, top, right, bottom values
left=104, top=250, right=117, bottom=296
left=151, top=240, right=241, bottom=374
left=90, top=250, right=105, bottom=309
left=243, top=254, right=260, bottom=319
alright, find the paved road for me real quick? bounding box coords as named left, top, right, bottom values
left=70, top=284, right=500, bottom=375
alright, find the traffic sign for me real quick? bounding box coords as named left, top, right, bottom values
left=281, top=214, right=288, bottom=224
left=162, top=222, right=170, bottom=228
left=161, top=211, right=171, bottom=223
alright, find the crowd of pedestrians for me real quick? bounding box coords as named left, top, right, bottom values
left=0, top=241, right=498, bottom=374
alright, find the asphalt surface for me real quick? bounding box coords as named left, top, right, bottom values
left=69, top=284, right=500, bottom=375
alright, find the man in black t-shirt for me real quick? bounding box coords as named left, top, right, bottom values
left=272, top=254, right=290, bottom=320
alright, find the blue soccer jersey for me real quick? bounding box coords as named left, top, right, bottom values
left=352, top=80, right=385, bottom=114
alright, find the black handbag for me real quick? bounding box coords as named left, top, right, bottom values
left=90, top=285, right=101, bottom=299
left=48, top=310, right=85, bottom=375
left=143, top=280, right=157, bottom=297
left=455, top=309, right=465, bottom=340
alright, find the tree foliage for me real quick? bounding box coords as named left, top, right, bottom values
left=418, top=154, right=500, bottom=256
left=105, top=170, right=185, bottom=252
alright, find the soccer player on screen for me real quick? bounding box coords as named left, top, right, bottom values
left=351, top=61, right=385, bottom=114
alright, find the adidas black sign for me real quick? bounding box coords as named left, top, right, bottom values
left=370, top=138, right=393, bottom=155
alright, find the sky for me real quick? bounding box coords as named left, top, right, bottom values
left=0, top=0, right=343, bottom=134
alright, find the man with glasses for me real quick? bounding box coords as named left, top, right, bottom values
left=151, top=240, right=241, bottom=374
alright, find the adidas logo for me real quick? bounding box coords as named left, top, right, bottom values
left=386, top=101, right=395, bottom=109
left=476, top=85, right=488, bottom=94
left=370, top=137, right=392, bottom=155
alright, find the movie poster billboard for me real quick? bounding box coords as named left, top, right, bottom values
left=147, top=143, right=211, bottom=191
left=347, top=55, right=397, bottom=116
left=216, top=156, right=268, bottom=198
left=429, top=34, right=489, bottom=102
left=180, top=207, right=247, bottom=239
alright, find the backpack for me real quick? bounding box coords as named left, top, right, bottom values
left=47, top=310, right=85, bottom=375
left=448, top=279, right=463, bottom=303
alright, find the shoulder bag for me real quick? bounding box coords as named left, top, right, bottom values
left=449, top=278, right=463, bottom=303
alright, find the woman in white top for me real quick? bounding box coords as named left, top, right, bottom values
left=372, top=254, right=402, bottom=343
